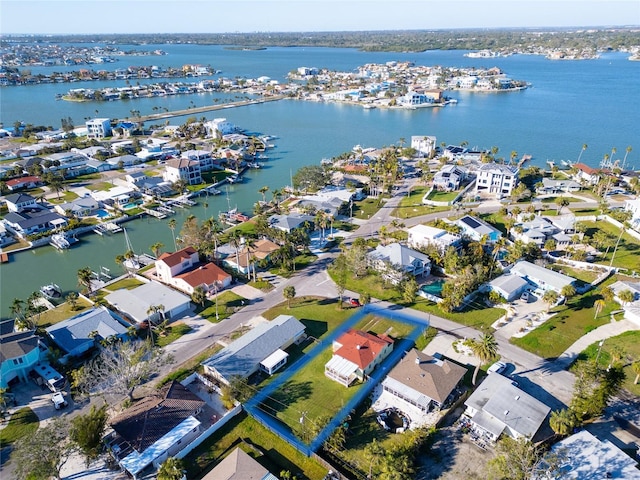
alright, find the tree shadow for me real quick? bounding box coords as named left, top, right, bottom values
left=301, top=318, right=328, bottom=339
left=262, top=379, right=313, bottom=414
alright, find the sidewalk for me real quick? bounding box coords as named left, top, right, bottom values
left=552, top=318, right=640, bottom=370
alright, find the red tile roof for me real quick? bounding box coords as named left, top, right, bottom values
left=334, top=329, right=393, bottom=370
left=176, top=262, right=230, bottom=288
left=6, top=175, right=41, bottom=187
left=158, top=247, right=198, bottom=268
left=573, top=163, right=599, bottom=175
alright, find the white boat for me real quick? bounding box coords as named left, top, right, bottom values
left=40, top=283, right=62, bottom=300
left=50, top=233, right=71, bottom=250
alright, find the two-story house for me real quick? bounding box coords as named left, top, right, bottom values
left=0, top=320, right=42, bottom=388
left=163, top=158, right=202, bottom=186
left=475, top=163, right=519, bottom=198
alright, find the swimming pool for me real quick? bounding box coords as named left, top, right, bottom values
left=96, top=209, right=110, bottom=218
left=420, top=279, right=445, bottom=296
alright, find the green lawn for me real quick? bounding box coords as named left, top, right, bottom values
left=426, top=190, right=459, bottom=202
left=575, top=330, right=640, bottom=397
left=34, top=298, right=93, bottom=328
left=155, top=322, right=192, bottom=348
left=48, top=190, right=79, bottom=204
left=183, top=412, right=327, bottom=480
left=479, top=212, right=509, bottom=234
left=391, top=186, right=452, bottom=219
left=582, top=221, right=640, bottom=272
left=270, top=253, right=318, bottom=278
left=548, top=264, right=600, bottom=284
left=197, top=291, right=247, bottom=323
left=540, top=196, right=582, bottom=203
left=354, top=314, right=417, bottom=339
left=511, top=279, right=621, bottom=359
left=0, top=407, right=39, bottom=448
left=157, top=344, right=223, bottom=387
left=104, top=278, right=145, bottom=291
left=352, top=197, right=384, bottom=219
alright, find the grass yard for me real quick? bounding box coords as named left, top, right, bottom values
left=261, top=346, right=362, bottom=441
left=88, top=181, right=115, bottom=192
left=575, top=330, right=640, bottom=397
left=354, top=314, right=417, bottom=339
left=270, top=253, right=318, bottom=278
left=48, top=190, right=79, bottom=204
left=197, top=291, right=247, bottom=323
left=479, top=211, right=509, bottom=234
left=183, top=412, right=327, bottom=480
left=391, top=186, right=452, bottom=219
left=426, top=189, right=459, bottom=203
left=157, top=343, right=223, bottom=387
left=540, top=195, right=582, bottom=204
left=511, top=279, right=621, bottom=359
left=155, top=322, right=192, bottom=348
left=0, top=407, right=39, bottom=448
left=262, top=296, right=357, bottom=340
left=104, top=278, right=145, bottom=291
left=548, top=264, right=600, bottom=284
left=581, top=220, right=640, bottom=272
left=34, top=298, right=93, bottom=328
left=352, top=197, right=384, bottom=219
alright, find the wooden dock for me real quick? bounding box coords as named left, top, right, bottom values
left=0, top=252, right=9, bottom=263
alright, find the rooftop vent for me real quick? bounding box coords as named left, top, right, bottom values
left=356, top=345, right=361, bottom=350
left=515, top=395, right=520, bottom=401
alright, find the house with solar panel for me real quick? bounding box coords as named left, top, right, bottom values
left=456, top=215, right=502, bottom=244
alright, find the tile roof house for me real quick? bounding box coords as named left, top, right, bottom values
left=108, top=381, right=205, bottom=479
left=367, top=242, right=431, bottom=284
left=0, top=320, right=42, bottom=388
left=572, top=163, right=601, bottom=185
left=464, top=373, right=550, bottom=441
left=202, top=315, right=306, bottom=384
left=156, top=247, right=232, bottom=295
left=382, top=349, right=467, bottom=411
left=201, top=447, right=279, bottom=480
left=509, top=260, right=575, bottom=294
left=6, top=175, right=43, bottom=191
left=325, top=329, right=394, bottom=387
left=163, top=158, right=202, bottom=186
left=224, top=238, right=280, bottom=275
left=45, top=306, right=128, bottom=359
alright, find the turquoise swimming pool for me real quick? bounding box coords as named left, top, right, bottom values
left=420, top=279, right=445, bottom=296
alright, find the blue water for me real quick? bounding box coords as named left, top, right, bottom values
left=95, top=209, right=110, bottom=218
left=0, top=45, right=638, bottom=318
left=420, top=280, right=445, bottom=296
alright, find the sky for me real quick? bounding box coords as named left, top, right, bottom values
left=1, top=0, right=639, bottom=35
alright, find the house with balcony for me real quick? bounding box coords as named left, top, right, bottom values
left=86, top=118, right=112, bottom=139
left=0, top=320, right=42, bottom=388
left=475, top=163, right=519, bottom=198
left=3, top=207, right=67, bottom=238
left=325, top=329, right=394, bottom=387
left=367, top=242, right=431, bottom=284
left=155, top=246, right=232, bottom=296
left=411, top=135, right=436, bottom=158
left=163, top=158, right=202, bottom=186
left=432, top=165, right=468, bottom=191
left=5, top=193, right=38, bottom=213
left=572, top=163, right=601, bottom=185
left=381, top=349, right=467, bottom=413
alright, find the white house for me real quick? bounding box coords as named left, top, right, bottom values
left=163, top=158, right=202, bottom=186
left=475, top=163, right=519, bottom=198
left=105, top=281, right=192, bottom=323
left=625, top=198, right=640, bottom=228
left=155, top=247, right=232, bottom=295
left=204, top=118, right=237, bottom=137
left=432, top=165, right=468, bottom=192
left=407, top=224, right=462, bottom=254
left=4, top=193, right=37, bottom=213
left=456, top=215, right=502, bottom=243
left=85, top=118, right=112, bottom=139
left=411, top=135, right=436, bottom=157
left=367, top=242, right=431, bottom=284
left=464, top=373, right=550, bottom=441
left=509, top=260, right=576, bottom=294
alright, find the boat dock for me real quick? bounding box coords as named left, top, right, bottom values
left=141, top=207, right=167, bottom=219
left=94, top=222, right=123, bottom=235
left=0, top=252, right=9, bottom=263
left=169, top=197, right=197, bottom=208
left=518, top=154, right=532, bottom=168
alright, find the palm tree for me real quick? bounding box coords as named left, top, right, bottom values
left=632, top=360, right=640, bottom=385
left=622, top=145, right=633, bottom=168
left=191, top=286, right=207, bottom=307
left=593, top=299, right=606, bottom=319
left=601, top=286, right=615, bottom=303
left=259, top=185, right=269, bottom=203
left=315, top=210, right=328, bottom=241
left=618, top=289, right=635, bottom=307
left=577, top=143, right=587, bottom=163
left=283, top=285, right=296, bottom=309
left=168, top=218, right=177, bottom=251
left=561, top=284, right=576, bottom=300
left=609, top=221, right=628, bottom=268
left=77, top=266, right=93, bottom=294
left=469, top=333, right=499, bottom=385
left=150, top=242, right=164, bottom=259
left=549, top=408, right=577, bottom=437
left=542, top=290, right=559, bottom=312
left=157, top=457, right=184, bottom=480
left=10, top=298, right=25, bottom=322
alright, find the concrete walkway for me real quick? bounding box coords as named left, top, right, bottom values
left=553, top=318, right=640, bottom=370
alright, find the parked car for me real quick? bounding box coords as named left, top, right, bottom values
left=51, top=392, right=68, bottom=410
left=488, top=361, right=507, bottom=375
left=348, top=298, right=361, bottom=307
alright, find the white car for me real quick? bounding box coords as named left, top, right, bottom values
left=488, top=361, right=507, bottom=375
left=51, top=392, right=68, bottom=410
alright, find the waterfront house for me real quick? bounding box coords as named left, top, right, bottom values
left=204, top=118, right=237, bottom=137
left=538, top=178, right=582, bottom=194
left=156, top=247, right=232, bottom=296
left=367, top=242, right=431, bottom=284
left=268, top=213, right=314, bottom=234
left=45, top=306, right=128, bottom=360
left=0, top=320, right=42, bottom=388
left=201, top=447, right=279, bottom=480
left=572, top=163, right=601, bottom=185
left=536, top=430, right=639, bottom=479
left=4, top=193, right=38, bottom=213
left=325, top=329, right=394, bottom=387
left=382, top=349, right=466, bottom=413
left=202, top=315, right=306, bottom=384
left=54, top=196, right=100, bottom=218
left=463, top=373, right=550, bottom=441
left=105, top=281, right=192, bottom=324
left=407, top=224, right=462, bottom=254
left=509, top=260, right=576, bottom=295
left=86, top=118, right=112, bottom=139
left=163, top=158, right=202, bottom=186
left=432, top=165, right=468, bottom=191
left=3, top=208, right=67, bottom=238
left=107, top=381, right=205, bottom=479
left=411, top=135, right=437, bottom=158
left=456, top=215, right=502, bottom=244
left=474, top=163, right=519, bottom=198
